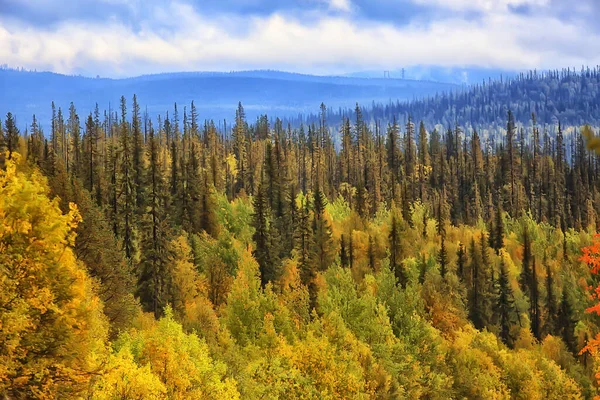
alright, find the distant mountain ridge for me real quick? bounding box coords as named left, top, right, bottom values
left=344, top=66, right=519, bottom=85
left=0, top=68, right=459, bottom=129
left=293, top=67, right=600, bottom=130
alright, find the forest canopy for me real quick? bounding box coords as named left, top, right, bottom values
left=3, top=70, right=600, bottom=398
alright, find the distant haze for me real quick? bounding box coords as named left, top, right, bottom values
left=0, top=69, right=460, bottom=129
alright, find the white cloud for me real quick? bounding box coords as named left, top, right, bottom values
left=412, top=0, right=549, bottom=12
left=0, top=0, right=596, bottom=77
left=328, top=0, right=352, bottom=12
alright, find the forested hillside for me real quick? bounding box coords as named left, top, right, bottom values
left=3, top=87, right=600, bottom=398
left=299, top=67, right=600, bottom=129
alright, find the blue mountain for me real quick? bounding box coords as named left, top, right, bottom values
left=0, top=68, right=458, bottom=129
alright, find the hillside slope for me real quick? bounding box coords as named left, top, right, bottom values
left=303, top=67, right=600, bottom=128
left=0, top=69, right=457, bottom=128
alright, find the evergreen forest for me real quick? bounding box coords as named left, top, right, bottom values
left=5, top=69, right=600, bottom=399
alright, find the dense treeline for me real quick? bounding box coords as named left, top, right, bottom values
left=2, top=90, right=600, bottom=398
left=295, top=67, right=600, bottom=130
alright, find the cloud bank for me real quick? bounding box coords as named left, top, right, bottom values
left=0, top=0, right=597, bottom=77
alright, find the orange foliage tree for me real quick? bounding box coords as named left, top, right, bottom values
left=581, top=234, right=600, bottom=317
left=579, top=234, right=600, bottom=396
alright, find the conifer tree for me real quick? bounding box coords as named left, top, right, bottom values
left=26, top=114, right=44, bottom=167
left=368, top=234, right=376, bottom=270
left=530, top=256, right=541, bottom=340
left=233, top=102, right=248, bottom=193
left=404, top=115, right=416, bottom=200
left=457, top=242, right=466, bottom=281
left=506, top=110, right=517, bottom=213
left=439, top=233, right=448, bottom=279
left=557, top=285, right=578, bottom=353
left=349, top=231, right=354, bottom=269
left=0, top=118, right=5, bottom=168
left=418, top=121, right=430, bottom=200
left=82, top=113, right=98, bottom=194
left=70, top=179, right=137, bottom=333
left=311, top=184, right=335, bottom=272
left=137, top=124, right=173, bottom=317
left=4, top=112, right=19, bottom=160
left=185, top=141, right=203, bottom=233
left=297, top=197, right=318, bottom=310
left=340, top=117, right=353, bottom=185
left=200, top=174, right=220, bottom=238
left=68, top=102, right=81, bottom=178
left=469, top=237, right=487, bottom=329
left=340, top=234, right=349, bottom=268
left=520, top=225, right=532, bottom=296
left=495, top=255, right=516, bottom=346
left=169, top=105, right=180, bottom=202
left=493, top=200, right=505, bottom=254
left=386, top=118, right=401, bottom=202
left=117, top=96, right=138, bottom=261
left=544, top=256, right=557, bottom=336
left=252, top=176, right=278, bottom=287
left=131, top=94, right=145, bottom=214
left=389, top=210, right=406, bottom=287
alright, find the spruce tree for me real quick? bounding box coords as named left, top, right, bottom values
left=0, top=118, right=5, bottom=168
left=252, top=177, right=277, bottom=287
left=70, top=179, right=137, bottom=333
left=340, top=234, right=349, bottom=268
left=506, top=110, right=517, bottom=213
left=297, top=198, right=317, bottom=310
left=457, top=242, right=466, bottom=281
left=26, top=115, right=44, bottom=167
left=404, top=115, right=416, bottom=201
left=520, top=225, right=532, bottom=296
left=368, top=235, right=376, bottom=271
left=311, top=184, right=335, bottom=272
left=557, top=285, right=578, bottom=353
left=68, top=103, right=81, bottom=178
left=469, top=237, right=487, bottom=330
left=340, top=117, right=353, bottom=185
left=4, top=112, right=19, bottom=160
left=495, top=255, right=516, bottom=346
left=439, top=233, right=448, bottom=279
left=530, top=256, right=541, bottom=340
left=418, top=121, right=430, bottom=199
left=82, top=113, right=97, bottom=193
left=389, top=210, right=406, bottom=287
left=493, top=201, right=505, bottom=254
left=233, top=102, right=248, bottom=193
left=386, top=118, right=401, bottom=202
left=131, top=94, right=145, bottom=214
left=137, top=123, right=173, bottom=318
left=117, top=96, right=138, bottom=261
left=544, top=256, right=558, bottom=336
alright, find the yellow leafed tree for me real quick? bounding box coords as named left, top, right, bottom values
left=110, top=307, right=239, bottom=400
left=0, top=154, right=108, bottom=399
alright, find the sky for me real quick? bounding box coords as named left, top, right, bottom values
left=0, top=0, right=598, bottom=78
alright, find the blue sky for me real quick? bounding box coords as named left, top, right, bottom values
left=0, top=0, right=597, bottom=77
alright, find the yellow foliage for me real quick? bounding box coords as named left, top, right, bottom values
left=170, top=234, right=220, bottom=338
left=448, top=327, right=510, bottom=399
left=226, top=153, right=239, bottom=178
left=245, top=324, right=386, bottom=399
left=89, top=348, right=167, bottom=400
left=0, top=154, right=109, bottom=398
left=583, top=125, right=600, bottom=154
left=277, top=258, right=310, bottom=329
left=114, top=308, right=239, bottom=400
